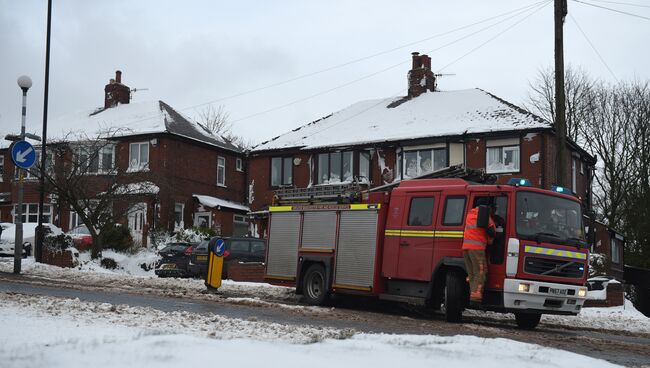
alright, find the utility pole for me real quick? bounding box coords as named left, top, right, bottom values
left=14, top=76, right=33, bottom=274
left=36, top=0, right=53, bottom=263
left=554, top=0, right=568, bottom=187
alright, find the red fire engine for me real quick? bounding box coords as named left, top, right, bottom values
left=264, top=178, right=589, bottom=329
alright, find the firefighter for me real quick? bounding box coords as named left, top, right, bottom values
left=462, top=198, right=496, bottom=302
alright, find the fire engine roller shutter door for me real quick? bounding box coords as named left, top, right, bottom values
left=301, top=211, right=337, bottom=250
left=335, top=210, right=378, bottom=288
left=267, top=212, right=301, bottom=278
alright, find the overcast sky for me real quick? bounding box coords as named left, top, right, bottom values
left=1, top=0, right=648, bottom=145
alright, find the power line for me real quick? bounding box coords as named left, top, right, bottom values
left=585, top=0, right=650, bottom=9
left=438, top=1, right=551, bottom=72
left=571, top=0, right=650, bottom=20
left=568, top=14, right=619, bottom=81
left=119, top=1, right=551, bottom=128
left=280, top=1, right=552, bottom=146
left=182, top=0, right=550, bottom=111
left=230, top=1, right=550, bottom=124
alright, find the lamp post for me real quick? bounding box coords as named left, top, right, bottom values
left=14, top=75, right=32, bottom=274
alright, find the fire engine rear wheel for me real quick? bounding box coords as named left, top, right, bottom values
left=514, top=312, right=541, bottom=330
left=303, top=264, right=329, bottom=306
left=443, top=271, right=464, bottom=323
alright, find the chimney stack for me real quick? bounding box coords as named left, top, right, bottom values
left=104, top=70, right=131, bottom=108
left=407, top=52, right=436, bottom=98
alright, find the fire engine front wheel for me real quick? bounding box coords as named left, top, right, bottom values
left=443, top=271, right=465, bottom=323
left=514, top=312, right=541, bottom=330
left=302, top=264, right=329, bottom=305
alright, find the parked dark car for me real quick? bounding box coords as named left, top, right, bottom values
left=155, top=242, right=195, bottom=277
left=201, top=237, right=266, bottom=278
left=187, top=239, right=210, bottom=277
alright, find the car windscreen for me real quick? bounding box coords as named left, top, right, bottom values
left=160, top=244, right=189, bottom=253
left=195, top=240, right=209, bottom=251
left=229, top=240, right=249, bottom=253
left=516, top=191, right=585, bottom=245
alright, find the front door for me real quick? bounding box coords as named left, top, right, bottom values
left=397, top=193, right=440, bottom=281
left=128, top=203, right=146, bottom=245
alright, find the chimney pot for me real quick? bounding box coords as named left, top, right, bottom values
left=116, top=70, right=122, bottom=84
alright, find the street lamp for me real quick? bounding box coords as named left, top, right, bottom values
left=13, top=75, right=32, bottom=274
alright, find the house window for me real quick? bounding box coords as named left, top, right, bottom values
left=572, top=159, right=577, bottom=192
left=407, top=197, right=434, bottom=226
left=403, top=148, right=447, bottom=179
left=0, top=156, right=3, bottom=182
left=611, top=236, right=621, bottom=264
left=233, top=214, right=248, bottom=236
left=236, top=157, right=243, bottom=172
left=486, top=145, right=520, bottom=173
left=69, top=211, right=82, bottom=229
left=217, top=156, right=226, bottom=186
left=129, top=142, right=149, bottom=171
left=359, top=151, right=371, bottom=183
left=174, top=203, right=184, bottom=230
left=14, top=203, right=52, bottom=223
left=580, top=161, right=584, bottom=175
left=317, top=151, right=353, bottom=184
left=271, top=157, right=293, bottom=187
left=77, top=145, right=114, bottom=174
left=443, top=196, right=466, bottom=226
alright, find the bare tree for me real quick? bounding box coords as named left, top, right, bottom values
left=527, top=68, right=650, bottom=268
left=34, top=128, right=168, bottom=259
left=195, top=105, right=250, bottom=149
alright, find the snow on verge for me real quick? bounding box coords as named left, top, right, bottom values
left=0, top=293, right=621, bottom=368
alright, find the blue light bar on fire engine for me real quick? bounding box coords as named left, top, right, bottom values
left=551, top=185, right=566, bottom=193
left=507, top=178, right=531, bottom=187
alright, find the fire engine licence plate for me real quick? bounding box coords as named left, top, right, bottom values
left=548, top=287, right=567, bottom=295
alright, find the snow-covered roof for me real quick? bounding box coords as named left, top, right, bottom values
left=193, top=194, right=250, bottom=212
left=113, top=181, right=160, bottom=195
left=253, top=89, right=550, bottom=152
left=35, top=100, right=241, bottom=152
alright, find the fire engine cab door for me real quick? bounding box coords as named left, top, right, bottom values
left=397, top=193, right=440, bottom=281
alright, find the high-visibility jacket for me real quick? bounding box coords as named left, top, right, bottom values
left=462, top=207, right=496, bottom=251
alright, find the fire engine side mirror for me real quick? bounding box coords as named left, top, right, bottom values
left=476, top=205, right=490, bottom=229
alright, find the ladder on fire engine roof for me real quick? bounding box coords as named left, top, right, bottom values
left=273, top=182, right=365, bottom=205
left=272, top=165, right=496, bottom=205
left=368, top=164, right=497, bottom=193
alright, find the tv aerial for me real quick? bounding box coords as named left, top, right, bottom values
left=130, top=87, right=149, bottom=100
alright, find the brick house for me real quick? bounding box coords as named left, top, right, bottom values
left=0, top=71, right=249, bottom=245
left=248, top=52, right=610, bottom=262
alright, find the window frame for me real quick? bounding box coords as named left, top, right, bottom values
left=441, top=196, right=467, bottom=226
left=0, top=155, right=4, bottom=182
left=174, top=203, right=185, bottom=230
left=316, top=151, right=355, bottom=184
left=485, top=144, right=520, bottom=174
left=128, top=142, right=150, bottom=171
left=235, top=157, right=244, bottom=172
left=402, top=147, right=448, bottom=179
left=14, top=203, right=52, bottom=223
left=270, top=156, right=293, bottom=187
left=571, top=158, right=577, bottom=193
left=77, top=144, right=115, bottom=175
left=217, top=156, right=226, bottom=187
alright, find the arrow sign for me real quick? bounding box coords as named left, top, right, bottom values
left=11, top=140, right=37, bottom=169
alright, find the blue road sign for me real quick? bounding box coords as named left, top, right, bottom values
left=11, top=140, right=36, bottom=169
left=215, top=239, right=226, bottom=257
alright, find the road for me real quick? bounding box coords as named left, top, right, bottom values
left=1, top=273, right=649, bottom=368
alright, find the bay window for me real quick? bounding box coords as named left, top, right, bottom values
left=403, top=148, right=447, bottom=179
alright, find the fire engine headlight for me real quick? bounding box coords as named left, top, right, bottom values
left=578, top=288, right=587, bottom=297
left=518, top=283, right=531, bottom=293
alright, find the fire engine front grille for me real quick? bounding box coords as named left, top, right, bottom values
left=523, top=257, right=584, bottom=278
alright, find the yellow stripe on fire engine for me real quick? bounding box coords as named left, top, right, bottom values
left=384, top=229, right=464, bottom=238
left=268, top=204, right=381, bottom=212
left=524, top=245, right=587, bottom=260
left=269, top=206, right=293, bottom=212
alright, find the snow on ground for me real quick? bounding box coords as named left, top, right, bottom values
left=0, top=293, right=621, bottom=368
left=1, top=255, right=648, bottom=334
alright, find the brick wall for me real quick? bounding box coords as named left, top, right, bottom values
left=42, top=247, right=79, bottom=268
left=584, top=282, right=625, bottom=307
left=227, top=262, right=265, bottom=282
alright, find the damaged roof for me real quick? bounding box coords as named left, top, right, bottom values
left=253, top=88, right=551, bottom=152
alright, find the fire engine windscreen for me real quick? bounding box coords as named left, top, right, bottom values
left=516, top=192, right=585, bottom=247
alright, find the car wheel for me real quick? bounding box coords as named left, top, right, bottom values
left=302, top=263, right=329, bottom=306
left=442, top=271, right=465, bottom=323
left=514, top=312, right=542, bottom=330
